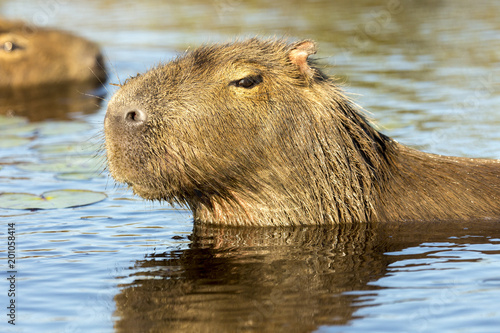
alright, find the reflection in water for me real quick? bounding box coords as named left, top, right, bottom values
left=0, top=82, right=107, bottom=121
left=114, top=220, right=500, bottom=332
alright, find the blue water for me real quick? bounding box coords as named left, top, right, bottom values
left=1, top=0, right=500, bottom=332
left=321, top=237, right=500, bottom=333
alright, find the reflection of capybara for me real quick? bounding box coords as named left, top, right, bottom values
left=0, top=19, right=106, bottom=88
left=113, top=220, right=500, bottom=332
left=104, top=38, right=500, bottom=226
left=113, top=223, right=387, bottom=332
left=0, top=81, right=105, bottom=121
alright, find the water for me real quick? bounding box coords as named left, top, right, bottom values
left=1, top=0, right=500, bottom=332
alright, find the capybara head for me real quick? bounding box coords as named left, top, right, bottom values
left=105, top=38, right=394, bottom=225
left=0, top=19, right=106, bottom=88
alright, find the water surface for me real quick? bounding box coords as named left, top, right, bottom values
left=1, top=0, right=499, bottom=332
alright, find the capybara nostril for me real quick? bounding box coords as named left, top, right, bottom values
left=124, top=108, right=147, bottom=125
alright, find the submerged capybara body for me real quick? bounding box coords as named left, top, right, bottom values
left=0, top=19, right=106, bottom=88
left=104, top=38, right=500, bottom=226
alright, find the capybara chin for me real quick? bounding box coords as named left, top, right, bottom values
left=104, top=38, right=500, bottom=226
left=0, top=19, right=106, bottom=88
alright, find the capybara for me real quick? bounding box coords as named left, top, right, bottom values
left=104, top=38, right=500, bottom=226
left=0, top=18, right=106, bottom=88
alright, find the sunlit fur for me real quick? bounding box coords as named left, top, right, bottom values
left=105, top=38, right=500, bottom=226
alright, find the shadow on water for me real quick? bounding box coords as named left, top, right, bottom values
left=113, top=219, right=500, bottom=333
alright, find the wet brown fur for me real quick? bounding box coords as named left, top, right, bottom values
left=0, top=18, right=106, bottom=88
left=104, top=38, right=500, bottom=226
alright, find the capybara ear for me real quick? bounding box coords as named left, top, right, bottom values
left=288, top=40, right=317, bottom=78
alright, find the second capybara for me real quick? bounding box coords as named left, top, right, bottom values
left=104, top=38, right=500, bottom=226
left=0, top=18, right=106, bottom=88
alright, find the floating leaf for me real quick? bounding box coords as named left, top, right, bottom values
left=0, top=136, right=32, bottom=148
left=0, top=121, right=92, bottom=137
left=0, top=123, right=40, bottom=136
left=0, top=115, right=28, bottom=128
left=31, top=142, right=99, bottom=155
left=56, top=172, right=104, bottom=181
left=37, top=121, right=93, bottom=136
left=0, top=189, right=107, bottom=210
left=17, top=155, right=101, bottom=173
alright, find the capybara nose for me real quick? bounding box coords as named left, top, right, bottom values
left=124, top=108, right=147, bottom=125
left=105, top=103, right=147, bottom=130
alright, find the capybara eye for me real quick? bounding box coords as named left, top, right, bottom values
left=238, top=78, right=255, bottom=88
left=231, top=75, right=263, bottom=89
left=2, top=41, right=23, bottom=52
